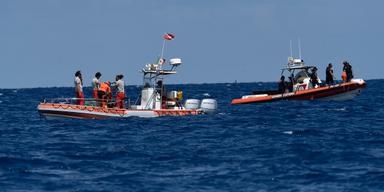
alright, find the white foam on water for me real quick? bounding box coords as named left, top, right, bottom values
left=203, top=93, right=210, bottom=97
left=0, top=93, right=3, bottom=96
left=283, top=131, right=293, bottom=135
left=335, top=107, right=346, bottom=111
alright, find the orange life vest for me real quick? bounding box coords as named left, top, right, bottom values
left=99, top=82, right=111, bottom=93
left=341, top=71, right=347, bottom=81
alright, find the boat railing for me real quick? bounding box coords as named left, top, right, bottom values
left=41, top=97, right=131, bottom=109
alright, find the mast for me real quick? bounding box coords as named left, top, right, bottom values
left=160, top=38, right=166, bottom=65
left=298, top=38, right=302, bottom=60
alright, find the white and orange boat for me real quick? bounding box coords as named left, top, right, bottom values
left=38, top=35, right=217, bottom=119
left=231, top=57, right=366, bottom=105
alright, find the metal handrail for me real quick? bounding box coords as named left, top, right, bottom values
left=41, top=97, right=130, bottom=106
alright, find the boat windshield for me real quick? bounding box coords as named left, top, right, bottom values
left=294, top=69, right=310, bottom=84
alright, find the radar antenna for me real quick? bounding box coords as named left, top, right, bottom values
left=298, top=38, right=302, bottom=60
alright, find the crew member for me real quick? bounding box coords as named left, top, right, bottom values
left=74, top=70, right=84, bottom=105
left=278, top=75, right=287, bottom=93
left=92, top=72, right=102, bottom=100
left=342, top=61, right=353, bottom=82
left=156, top=80, right=167, bottom=108
left=115, top=74, right=125, bottom=109
left=325, top=63, right=334, bottom=85
left=98, top=81, right=111, bottom=108
left=310, top=67, right=319, bottom=88
left=288, top=76, right=294, bottom=92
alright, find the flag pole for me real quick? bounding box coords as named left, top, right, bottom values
left=159, top=37, right=166, bottom=70
left=161, top=38, right=166, bottom=61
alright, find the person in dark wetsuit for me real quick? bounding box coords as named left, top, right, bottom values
left=325, top=63, right=334, bottom=85
left=310, top=67, right=319, bottom=88
left=287, top=76, right=294, bottom=92
left=278, top=75, right=287, bottom=93
left=342, top=61, right=354, bottom=82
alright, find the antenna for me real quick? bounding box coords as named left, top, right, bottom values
left=298, top=38, right=302, bottom=60
left=290, top=40, right=293, bottom=58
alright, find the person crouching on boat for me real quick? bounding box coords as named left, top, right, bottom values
left=98, top=81, right=111, bottom=108
left=114, top=74, right=125, bottom=109
left=74, top=70, right=84, bottom=105
left=310, top=67, right=319, bottom=88
left=92, top=72, right=102, bottom=100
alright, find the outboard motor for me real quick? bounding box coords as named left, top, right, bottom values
left=184, top=99, right=200, bottom=110
left=200, top=99, right=217, bottom=114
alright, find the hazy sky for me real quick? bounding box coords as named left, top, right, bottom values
left=0, top=0, right=383, bottom=88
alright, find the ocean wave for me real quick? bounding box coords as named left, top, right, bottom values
left=283, top=130, right=293, bottom=135
left=203, top=93, right=210, bottom=97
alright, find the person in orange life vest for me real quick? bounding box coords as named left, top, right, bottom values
left=98, top=81, right=111, bottom=108
left=114, top=74, right=125, bottom=109
left=92, top=72, right=102, bottom=100
left=342, top=61, right=353, bottom=82
left=74, top=70, right=84, bottom=105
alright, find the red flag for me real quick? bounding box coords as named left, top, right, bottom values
left=163, top=33, right=175, bottom=40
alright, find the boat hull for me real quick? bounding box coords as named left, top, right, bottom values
left=38, top=103, right=202, bottom=119
left=231, top=80, right=366, bottom=105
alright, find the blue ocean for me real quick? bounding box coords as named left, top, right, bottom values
left=0, top=80, right=383, bottom=191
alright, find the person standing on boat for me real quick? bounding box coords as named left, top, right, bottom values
left=310, top=67, right=319, bottom=88
left=74, top=70, right=84, bottom=105
left=278, top=75, right=287, bottom=93
left=342, top=61, right=354, bottom=82
left=325, top=63, right=334, bottom=85
left=288, top=76, right=294, bottom=92
left=92, top=72, right=102, bottom=100
left=115, top=74, right=125, bottom=109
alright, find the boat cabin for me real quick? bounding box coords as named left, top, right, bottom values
left=282, top=57, right=321, bottom=91
left=131, top=58, right=184, bottom=110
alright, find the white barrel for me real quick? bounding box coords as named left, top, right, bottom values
left=170, top=58, right=182, bottom=65
left=184, top=99, right=200, bottom=110
left=200, top=99, right=217, bottom=113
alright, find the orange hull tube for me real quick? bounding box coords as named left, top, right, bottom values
left=38, top=103, right=202, bottom=119
left=231, top=81, right=366, bottom=105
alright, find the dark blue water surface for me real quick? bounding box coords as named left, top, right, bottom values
left=0, top=80, right=384, bottom=191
